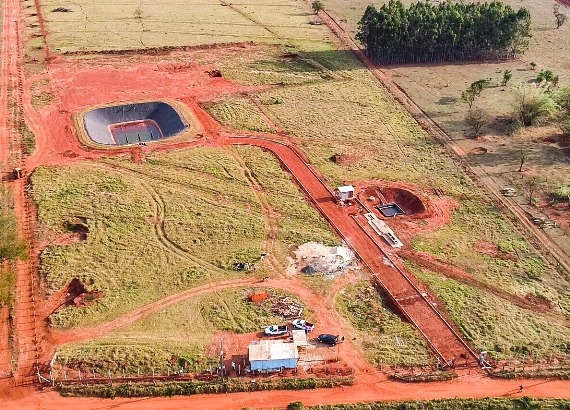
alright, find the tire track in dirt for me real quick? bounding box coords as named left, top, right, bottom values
left=93, top=162, right=230, bottom=278
left=49, top=278, right=258, bottom=346
left=225, top=135, right=479, bottom=365
left=1, top=0, right=44, bottom=384
left=224, top=146, right=286, bottom=277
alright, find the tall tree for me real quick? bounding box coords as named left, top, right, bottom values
left=357, top=1, right=531, bottom=64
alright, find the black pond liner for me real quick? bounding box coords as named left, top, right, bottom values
left=376, top=203, right=406, bottom=217
left=83, top=101, right=187, bottom=145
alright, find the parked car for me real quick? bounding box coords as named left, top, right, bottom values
left=264, top=324, right=288, bottom=336
left=317, top=334, right=339, bottom=346
left=292, top=319, right=314, bottom=332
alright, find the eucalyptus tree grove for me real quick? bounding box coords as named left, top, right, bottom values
left=356, top=0, right=532, bottom=64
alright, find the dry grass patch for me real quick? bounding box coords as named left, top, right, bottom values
left=410, top=265, right=570, bottom=361
left=336, top=281, right=432, bottom=366
left=55, top=287, right=306, bottom=373
left=36, top=0, right=337, bottom=52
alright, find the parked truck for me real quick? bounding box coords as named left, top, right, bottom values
left=264, top=324, right=288, bottom=336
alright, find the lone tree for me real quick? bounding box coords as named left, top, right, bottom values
left=502, top=69, right=513, bottom=86
left=461, top=79, right=490, bottom=110
left=311, top=0, right=324, bottom=14
left=134, top=8, right=143, bottom=19
left=465, top=108, right=490, bottom=135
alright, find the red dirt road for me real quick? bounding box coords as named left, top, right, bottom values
left=225, top=136, right=475, bottom=365
left=2, top=374, right=570, bottom=410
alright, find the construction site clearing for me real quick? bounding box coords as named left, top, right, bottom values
left=0, top=0, right=569, bottom=407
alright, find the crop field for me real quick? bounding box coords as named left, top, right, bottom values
left=336, top=281, right=431, bottom=366
left=34, top=0, right=336, bottom=52
left=55, top=287, right=300, bottom=373
left=32, top=146, right=331, bottom=328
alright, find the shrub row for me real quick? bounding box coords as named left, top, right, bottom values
left=57, top=376, right=355, bottom=398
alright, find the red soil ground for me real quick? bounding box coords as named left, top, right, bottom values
left=0, top=306, right=10, bottom=377
left=0, top=0, right=568, bottom=407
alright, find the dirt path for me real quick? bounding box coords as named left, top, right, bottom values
left=225, top=146, right=287, bottom=277
left=223, top=135, right=477, bottom=365
left=48, top=278, right=258, bottom=346
left=315, top=8, right=570, bottom=277
left=3, top=374, right=570, bottom=410
left=0, top=0, right=44, bottom=385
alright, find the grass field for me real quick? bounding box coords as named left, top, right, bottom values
left=55, top=287, right=301, bottom=373
left=34, top=0, right=337, bottom=52
left=204, top=45, right=570, bottom=359
left=324, top=0, right=570, bottom=229
left=23, top=0, right=569, bottom=368
left=408, top=264, right=570, bottom=360
left=336, top=281, right=431, bottom=366
left=33, top=146, right=332, bottom=328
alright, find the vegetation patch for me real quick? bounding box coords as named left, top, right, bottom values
left=490, top=365, right=570, bottom=380
left=357, top=1, right=531, bottom=63
left=335, top=281, right=431, bottom=366
left=304, top=397, right=570, bottom=410
left=408, top=266, right=570, bottom=361
left=389, top=371, right=456, bottom=383
left=56, top=376, right=354, bottom=398
left=19, top=119, right=35, bottom=155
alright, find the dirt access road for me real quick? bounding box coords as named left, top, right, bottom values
left=0, top=0, right=42, bottom=384
left=225, top=135, right=475, bottom=365
left=2, top=374, right=570, bottom=410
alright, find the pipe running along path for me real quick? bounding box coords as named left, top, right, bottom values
left=222, top=135, right=477, bottom=366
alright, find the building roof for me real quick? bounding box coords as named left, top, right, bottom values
left=248, top=340, right=299, bottom=362
left=337, top=185, right=355, bottom=193
left=291, top=330, right=309, bottom=347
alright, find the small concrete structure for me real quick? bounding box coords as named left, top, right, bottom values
left=335, top=185, right=355, bottom=201
left=291, top=329, right=309, bottom=348
left=363, top=213, right=403, bottom=248
left=248, top=340, right=299, bottom=371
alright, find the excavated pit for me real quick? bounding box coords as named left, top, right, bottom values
left=379, top=187, right=425, bottom=215
left=82, top=101, right=187, bottom=145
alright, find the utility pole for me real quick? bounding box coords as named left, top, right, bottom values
left=220, top=339, right=224, bottom=381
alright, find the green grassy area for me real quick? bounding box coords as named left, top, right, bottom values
left=206, top=46, right=570, bottom=359
left=35, top=0, right=337, bottom=53
left=0, top=185, right=26, bottom=307
left=335, top=281, right=431, bottom=366
left=33, top=146, right=333, bottom=328
left=408, top=264, right=570, bottom=361
left=56, top=287, right=300, bottom=373
left=307, top=398, right=570, bottom=410
left=205, top=96, right=275, bottom=133
left=410, top=198, right=570, bottom=313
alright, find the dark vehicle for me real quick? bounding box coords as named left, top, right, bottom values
left=317, top=334, right=339, bottom=346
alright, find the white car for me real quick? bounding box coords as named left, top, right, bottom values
left=292, top=319, right=314, bottom=332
